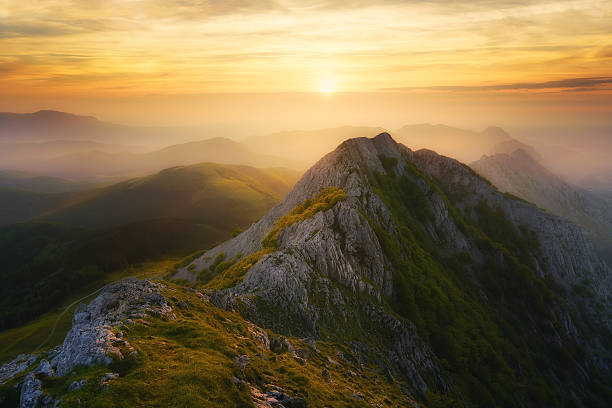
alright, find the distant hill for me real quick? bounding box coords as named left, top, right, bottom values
left=244, top=126, right=385, bottom=165
left=0, top=136, right=300, bottom=180
left=488, top=139, right=543, bottom=162
left=472, top=148, right=612, bottom=265
left=0, top=163, right=299, bottom=331
left=0, top=170, right=96, bottom=193
left=41, top=162, right=300, bottom=229
left=0, top=110, right=129, bottom=143
left=394, top=124, right=511, bottom=163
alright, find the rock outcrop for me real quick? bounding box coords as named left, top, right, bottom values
left=0, top=278, right=174, bottom=407
left=51, top=278, right=174, bottom=376
left=180, top=133, right=611, bottom=404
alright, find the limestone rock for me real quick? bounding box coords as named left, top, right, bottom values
left=0, top=354, right=37, bottom=383
left=51, top=278, right=174, bottom=376
left=19, top=373, right=42, bottom=408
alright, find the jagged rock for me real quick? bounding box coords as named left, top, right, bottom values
left=269, top=336, right=296, bottom=355
left=178, top=133, right=611, bottom=401
left=250, top=384, right=308, bottom=408
left=51, top=279, right=174, bottom=376
left=33, top=360, right=54, bottom=378
left=19, top=373, right=42, bottom=408
left=0, top=354, right=37, bottom=383
left=67, top=379, right=87, bottom=392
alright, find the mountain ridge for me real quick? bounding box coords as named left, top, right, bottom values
left=2, top=133, right=611, bottom=408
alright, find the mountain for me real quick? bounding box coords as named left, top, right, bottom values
left=393, top=124, right=511, bottom=164
left=42, top=162, right=300, bottom=229
left=1, top=134, right=610, bottom=408
left=0, top=111, right=100, bottom=139
left=471, top=148, right=612, bottom=266
left=488, top=139, right=543, bottom=162
left=1, top=137, right=300, bottom=181
left=0, top=110, right=197, bottom=147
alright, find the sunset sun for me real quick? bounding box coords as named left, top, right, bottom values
left=319, top=77, right=337, bottom=94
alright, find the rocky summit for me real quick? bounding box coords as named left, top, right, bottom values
left=2, top=133, right=611, bottom=408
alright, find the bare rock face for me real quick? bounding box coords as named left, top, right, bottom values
left=414, top=148, right=612, bottom=323
left=19, top=373, right=43, bottom=408
left=0, top=354, right=37, bottom=384
left=51, top=278, right=175, bottom=376
left=183, top=133, right=611, bottom=399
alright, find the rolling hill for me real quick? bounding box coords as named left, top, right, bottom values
left=0, top=163, right=300, bottom=333
left=42, top=162, right=300, bottom=229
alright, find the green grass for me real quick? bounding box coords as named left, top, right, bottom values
left=41, top=163, right=299, bottom=230
left=204, top=249, right=274, bottom=290
left=12, top=282, right=417, bottom=408
left=198, top=187, right=347, bottom=290
left=262, top=187, right=347, bottom=248
left=366, top=165, right=610, bottom=408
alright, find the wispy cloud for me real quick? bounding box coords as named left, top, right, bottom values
left=0, top=0, right=611, bottom=94
left=384, top=77, right=612, bottom=92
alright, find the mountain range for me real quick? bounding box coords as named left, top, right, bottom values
left=472, top=147, right=612, bottom=266
left=2, top=133, right=609, bottom=408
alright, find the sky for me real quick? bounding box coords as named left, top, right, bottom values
left=0, top=0, right=611, bottom=130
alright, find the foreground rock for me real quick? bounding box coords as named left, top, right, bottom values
left=0, top=278, right=174, bottom=407
left=51, top=278, right=175, bottom=376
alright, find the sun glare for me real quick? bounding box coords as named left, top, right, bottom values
left=319, top=78, right=336, bottom=94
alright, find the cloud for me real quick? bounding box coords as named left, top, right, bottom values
left=384, top=77, right=612, bottom=92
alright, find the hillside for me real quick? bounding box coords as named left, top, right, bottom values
left=3, top=134, right=609, bottom=408
left=0, top=163, right=299, bottom=335
left=0, top=189, right=87, bottom=226
left=42, top=163, right=300, bottom=229
left=0, top=171, right=95, bottom=194
left=471, top=148, right=612, bottom=265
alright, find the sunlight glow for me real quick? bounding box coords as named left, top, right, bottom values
left=319, top=78, right=337, bottom=94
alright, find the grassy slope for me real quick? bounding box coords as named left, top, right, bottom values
left=0, top=282, right=417, bottom=408
left=41, top=163, right=300, bottom=230
left=0, top=188, right=85, bottom=226
left=366, top=157, right=611, bottom=408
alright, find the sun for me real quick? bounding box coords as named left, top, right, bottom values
left=318, top=77, right=337, bottom=94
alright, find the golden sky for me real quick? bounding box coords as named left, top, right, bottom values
left=1, top=0, right=611, bottom=97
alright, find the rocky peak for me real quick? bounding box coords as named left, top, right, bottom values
left=174, top=132, right=611, bottom=404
